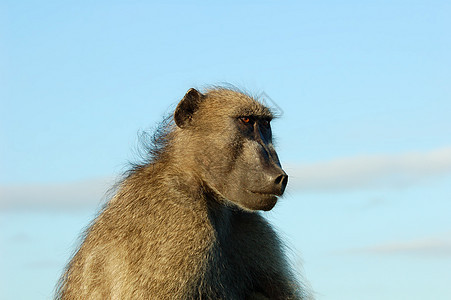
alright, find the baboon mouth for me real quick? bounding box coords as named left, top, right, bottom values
left=247, top=190, right=279, bottom=198
left=248, top=190, right=282, bottom=197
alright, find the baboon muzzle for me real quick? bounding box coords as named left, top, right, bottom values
left=250, top=166, right=288, bottom=197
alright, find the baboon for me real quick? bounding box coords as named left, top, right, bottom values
left=56, top=87, right=307, bottom=299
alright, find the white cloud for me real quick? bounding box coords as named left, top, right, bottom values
left=350, top=233, right=451, bottom=257
left=0, top=177, right=115, bottom=211
left=24, top=259, right=62, bottom=270
left=286, top=147, right=451, bottom=192
left=2, top=147, right=451, bottom=211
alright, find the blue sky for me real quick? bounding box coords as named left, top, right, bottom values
left=1, top=1, right=450, bottom=299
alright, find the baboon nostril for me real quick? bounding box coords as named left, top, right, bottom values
left=274, top=174, right=288, bottom=194
left=281, top=175, right=288, bottom=189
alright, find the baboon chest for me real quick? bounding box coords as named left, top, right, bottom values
left=194, top=211, right=264, bottom=298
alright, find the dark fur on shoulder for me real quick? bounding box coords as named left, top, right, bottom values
left=55, top=87, right=309, bottom=300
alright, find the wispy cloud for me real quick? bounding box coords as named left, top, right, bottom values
left=286, top=147, right=451, bottom=192
left=2, top=147, right=451, bottom=211
left=24, top=259, right=62, bottom=270
left=348, top=233, right=451, bottom=257
left=0, top=177, right=115, bottom=211
left=7, top=233, right=33, bottom=244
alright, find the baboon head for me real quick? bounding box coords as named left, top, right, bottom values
left=174, top=88, right=288, bottom=211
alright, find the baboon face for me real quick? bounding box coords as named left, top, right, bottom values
left=175, top=88, right=288, bottom=211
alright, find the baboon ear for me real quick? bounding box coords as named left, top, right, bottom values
left=174, top=88, right=205, bottom=128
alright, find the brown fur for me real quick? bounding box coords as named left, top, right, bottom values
left=55, top=87, right=307, bottom=299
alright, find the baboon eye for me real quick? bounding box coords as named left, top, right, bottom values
left=240, top=117, right=251, bottom=124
